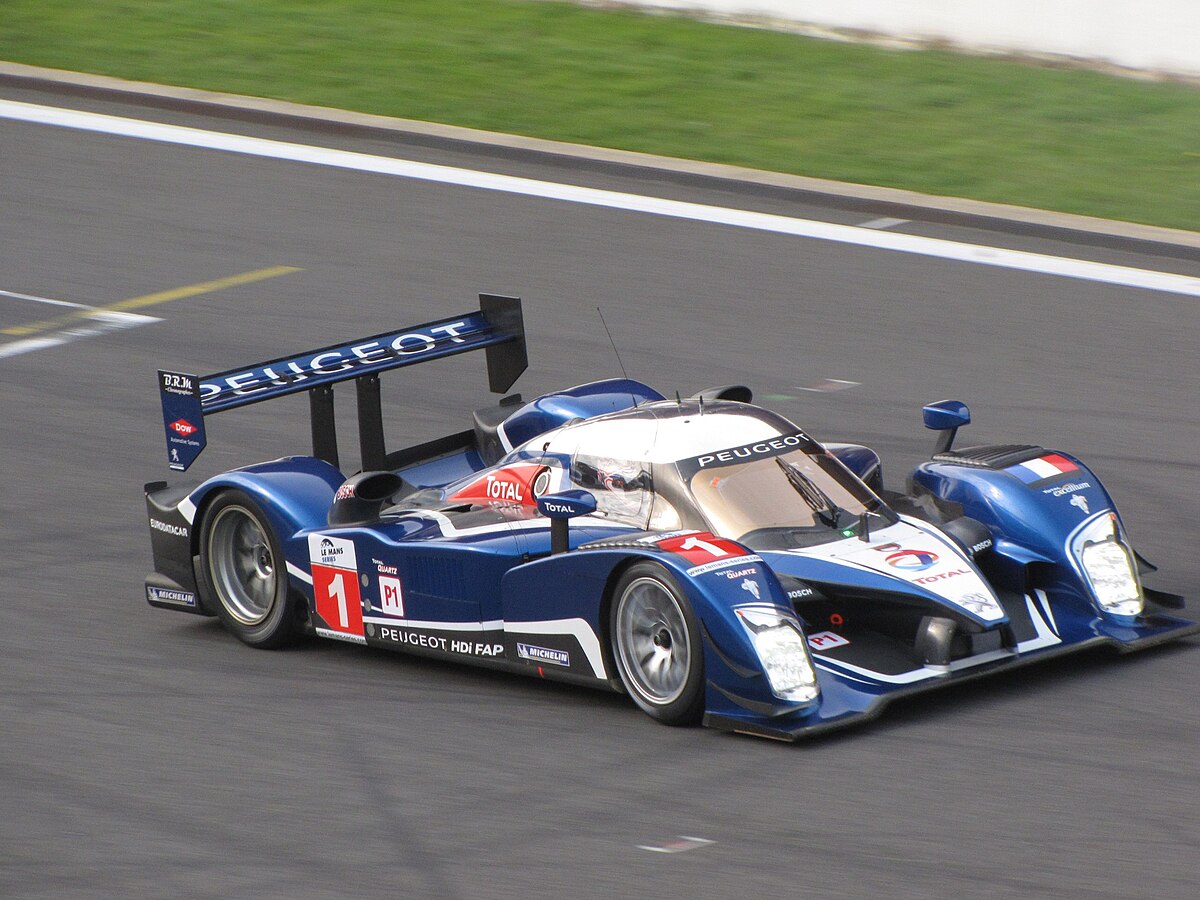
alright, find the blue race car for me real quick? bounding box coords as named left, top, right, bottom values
left=144, top=295, right=1197, bottom=739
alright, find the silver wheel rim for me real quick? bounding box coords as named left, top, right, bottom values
left=615, top=577, right=691, bottom=706
left=208, top=505, right=277, bottom=626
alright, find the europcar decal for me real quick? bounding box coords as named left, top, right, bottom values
left=308, top=534, right=366, bottom=643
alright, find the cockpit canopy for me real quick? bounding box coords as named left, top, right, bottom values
left=535, top=400, right=893, bottom=546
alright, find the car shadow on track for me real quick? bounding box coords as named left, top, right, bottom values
left=172, top=616, right=1198, bottom=744
left=796, top=637, right=1199, bottom=748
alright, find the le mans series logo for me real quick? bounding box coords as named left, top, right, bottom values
left=308, top=534, right=365, bottom=643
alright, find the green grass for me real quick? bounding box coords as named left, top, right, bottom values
left=3, top=0, right=1198, bottom=229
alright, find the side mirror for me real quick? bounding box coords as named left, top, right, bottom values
left=922, top=400, right=971, bottom=455
left=537, top=490, right=597, bottom=554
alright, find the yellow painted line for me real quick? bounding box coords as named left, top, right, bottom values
left=1, top=266, right=301, bottom=337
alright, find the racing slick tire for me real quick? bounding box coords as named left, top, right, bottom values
left=199, top=490, right=301, bottom=649
left=610, top=563, right=705, bottom=725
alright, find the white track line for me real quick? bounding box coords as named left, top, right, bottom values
left=3, top=99, right=1198, bottom=297
left=0, top=289, right=91, bottom=308
left=0, top=310, right=160, bottom=359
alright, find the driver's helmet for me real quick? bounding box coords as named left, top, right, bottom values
left=571, top=454, right=651, bottom=524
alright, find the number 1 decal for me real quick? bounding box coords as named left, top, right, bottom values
left=328, top=572, right=349, bottom=628
left=308, top=534, right=364, bottom=641
left=679, top=535, right=728, bottom=558
left=656, top=531, right=748, bottom=566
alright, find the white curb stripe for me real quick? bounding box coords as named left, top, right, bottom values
left=4, top=99, right=1198, bottom=297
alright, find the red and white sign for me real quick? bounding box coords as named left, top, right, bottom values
left=308, top=534, right=364, bottom=640
left=379, top=575, right=405, bottom=617
left=807, top=631, right=850, bottom=651
left=449, top=464, right=544, bottom=508
left=655, top=531, right=748, bottom=566
left=170, top=419, right=197, bottom=436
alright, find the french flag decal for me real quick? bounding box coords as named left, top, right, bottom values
left=1007, top=453, right=1079, bottom=484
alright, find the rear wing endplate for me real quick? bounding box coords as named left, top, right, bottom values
left=159, top=293, right=526, bottom=472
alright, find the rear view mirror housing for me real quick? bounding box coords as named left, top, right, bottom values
left=537, top=490, right=598, bottom=554
left=922, top=400, right=971, bottom=455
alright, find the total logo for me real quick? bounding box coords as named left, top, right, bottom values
left=885, top=549, right=939, bottom=572
left=483, top=473, right=523, bottom=502
left=449, top=465, right=544, bottom=508
left=170, top=419, right=197, bottom=436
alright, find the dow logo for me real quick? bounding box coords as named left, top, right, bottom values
left=885, top=549, right=939, bottom=571
left=170, top=419, right=197, bottom=436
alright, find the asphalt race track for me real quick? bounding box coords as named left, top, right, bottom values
left=3, top=80, right=1199, bottom=898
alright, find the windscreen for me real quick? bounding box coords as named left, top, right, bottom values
left=679, top=435, right=893, bottom=546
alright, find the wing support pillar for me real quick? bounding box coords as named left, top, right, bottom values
left=310, top=383, right=339, bottom=470
left=357, top=373, right=386, bottom=472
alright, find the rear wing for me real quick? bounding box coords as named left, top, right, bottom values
left=159, top=293, right=526, bottom=472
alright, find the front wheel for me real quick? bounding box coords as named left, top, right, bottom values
left=610, top=563, right=705, bottom=725
left=200, top=490, right=300, bottom=648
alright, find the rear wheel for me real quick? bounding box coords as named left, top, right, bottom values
left=610, top=563, right=705, bottom=725
left=200, top=490, right=300, bottom=648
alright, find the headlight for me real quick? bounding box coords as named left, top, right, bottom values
left=1072, top=513, right=1143, bottom=618
left=736, top=607, right=820, bottom=703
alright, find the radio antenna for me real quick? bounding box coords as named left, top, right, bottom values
left=596, top=306, right=643, bottom=411
left=596, top=307, right=629, bottom=381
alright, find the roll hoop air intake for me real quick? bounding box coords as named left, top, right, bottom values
left=328, top=472, right=405, bottom=526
